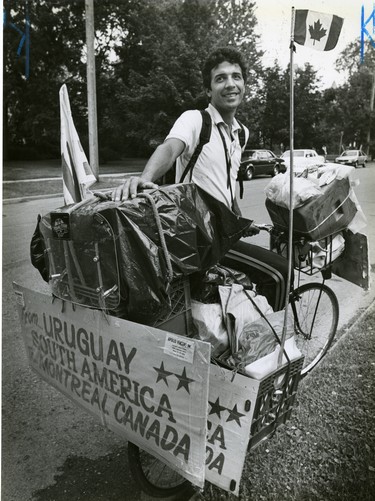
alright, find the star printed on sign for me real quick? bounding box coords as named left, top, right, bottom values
left=175, top=367, right=195, bottom=393
left=226, top=404, right=246, bottom=427
left=208, top=398, right=246, bottom=427
left=208, top=397, right=227, bottom=419
left=153, top=362, right=195, bottom=392
left=153, top=361, right=174, bottom=385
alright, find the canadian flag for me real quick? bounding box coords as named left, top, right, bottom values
left=294, top=10, right=344, bottom=51
left=59, top=84, right=96, bottom=205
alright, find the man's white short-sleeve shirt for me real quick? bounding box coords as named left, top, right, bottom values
left=165, top=103, right=249, bottom=208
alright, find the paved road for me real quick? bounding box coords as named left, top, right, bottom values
left=2, top=164, right=375, bottom=500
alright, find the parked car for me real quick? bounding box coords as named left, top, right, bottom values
left=239, top=149, right=286, bottom=180
left=280, top=149, right=325, bottom=173
left=335, top=150, right=367, bottom=168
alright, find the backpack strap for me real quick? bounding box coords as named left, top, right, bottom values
left=236, top=119, right=247, bottom=199
left=179, top=110, right=212, bottom=183
left=237, top=119, right=247, bottom=149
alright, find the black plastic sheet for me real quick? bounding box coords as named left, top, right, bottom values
left=32, top=183, right=253, bottom=324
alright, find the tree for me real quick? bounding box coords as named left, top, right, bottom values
left=3, top=0, right=88, bottom=160
left=3, top=0, right=264, bottom=160
left=289, top=63, right=323, bottom=149
left=316, top=86, right=347, bottom=154
left=254, top=62, right=324, bottom=151
left=336, top=39, right=375, bottom=153
left=258, top=63, right=289, bottom=150
left=102, top=0, right=264, bottom=157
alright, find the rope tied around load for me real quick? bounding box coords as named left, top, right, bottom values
left=138, top=192, right=174, bottom=285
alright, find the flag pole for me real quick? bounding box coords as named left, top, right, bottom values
left=278, top=6, right=296, bottom=367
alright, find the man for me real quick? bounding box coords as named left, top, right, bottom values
left=113, top=47, right=288, bottom=310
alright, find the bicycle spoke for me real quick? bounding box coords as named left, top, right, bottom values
left=291, top=283, right=338, bottom=376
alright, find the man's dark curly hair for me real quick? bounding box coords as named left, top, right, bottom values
left=202, top=46, right=248, bottom=90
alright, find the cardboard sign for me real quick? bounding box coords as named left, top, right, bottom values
left=13, top=283, right=210, bottom=488
left=205, top=364, right=260, bottom=495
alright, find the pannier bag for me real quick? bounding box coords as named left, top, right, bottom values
left=265, top=177, right=357, bottom=241
left=31, top=183, right=253, bottom=325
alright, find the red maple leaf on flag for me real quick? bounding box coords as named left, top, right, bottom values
left=309, top=19, right=327, bottom=44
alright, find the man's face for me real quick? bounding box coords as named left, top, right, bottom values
left=206, top=61, right=245, bottom=114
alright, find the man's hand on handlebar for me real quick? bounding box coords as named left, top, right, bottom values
left=242, top=223, right=260, bottom=237
left=112, top=176, right=159, bottom=202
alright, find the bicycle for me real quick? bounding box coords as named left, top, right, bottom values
left=259, top=223, right=339, bottom=377
left=126, top=223, right=340, bottom=499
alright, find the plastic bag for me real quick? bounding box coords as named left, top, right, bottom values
left=191, top=300, right=228, bottom=357
left=265, top=174, right=322, bottom=209
left=225, top=309, right=295, bottom=368
left=244, top=336, right=302, bottom=379
left=317, top=163, right=354, bottom=185
left=218, top=283, right=273, bottom=354
left=310, top=233, right=345, bottom=269
left=30, top=214, right=49, bottom=282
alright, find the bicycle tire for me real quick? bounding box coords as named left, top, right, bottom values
left=127, top=442, right=192, bottom=499
left=290, top=282, right=339, bottom=377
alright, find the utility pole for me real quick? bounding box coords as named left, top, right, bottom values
left=366, top=71, right=375, bottom=155
left=339, top=131, right=344, bottom=153
left=85, top=0, right=99, bottom=180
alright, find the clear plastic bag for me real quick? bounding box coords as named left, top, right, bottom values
left=191, top=300, right=228, bottom=357
left=244, top=336, right=302, bottom=379
left=265, top=174, right=322, bottom=209
left=225, top=309, right=295, bottom=369
left=218, top=283, right=273, bottom=354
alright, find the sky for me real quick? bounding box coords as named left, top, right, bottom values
left=254, top=0, right=371, bottom=88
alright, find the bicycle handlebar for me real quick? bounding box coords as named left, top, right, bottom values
left=254, top=223, right=273, bottom=233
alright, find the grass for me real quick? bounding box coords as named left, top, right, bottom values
left=198, top=306, right=375, bottom=500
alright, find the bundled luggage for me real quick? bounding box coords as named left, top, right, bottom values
left=31, top=183, right=253, bottom=325
left=264, top=165, right=370, bottom=289
left=265, top=176, right=357, bottom=241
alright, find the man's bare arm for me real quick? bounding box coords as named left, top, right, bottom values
left=112, top=138, right=185, bottom=201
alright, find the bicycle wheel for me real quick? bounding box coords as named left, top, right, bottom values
left=290, top=282, right=339, bottom=377
left=127, top=442, right=192, bottom=499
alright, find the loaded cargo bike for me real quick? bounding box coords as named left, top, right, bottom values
left=15, top=170, right=369, bottom=498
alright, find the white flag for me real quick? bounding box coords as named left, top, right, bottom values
left=59, top=84, right=96, bottom=205
left=294, top=10, right=344, bottom=51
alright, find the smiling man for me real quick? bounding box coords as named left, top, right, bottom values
left=113, top=46, right=289, bottom=311
left=113, top=47, right=248, bottom=210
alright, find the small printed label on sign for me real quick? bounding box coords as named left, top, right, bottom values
left=164, top=334, right=195, bottom=363
left=14, top=290, right=25, bottom=307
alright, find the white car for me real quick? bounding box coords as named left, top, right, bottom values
left=280, top=149, right=325, bottom=173
left=335, top=150, right=367, bottom=168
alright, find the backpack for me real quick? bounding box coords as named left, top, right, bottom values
left=161, top=110, right=247, bottom=196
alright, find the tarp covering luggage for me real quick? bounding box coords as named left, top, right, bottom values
left=265, top=176, right=357, bottom=241
left=31, top=183, right=253, bottom=325
left=265, top=165, right=370, bottom=290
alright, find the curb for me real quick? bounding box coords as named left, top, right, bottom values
left=334, top=299, right=375, bottom=347
left=3, top=193, right=65, bottom=204
left=3, top=172, right=141, bottom=204
left=3, top=172, right=140, bottom=184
